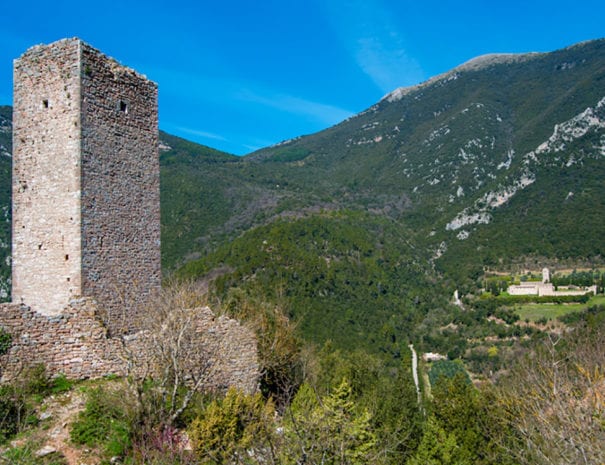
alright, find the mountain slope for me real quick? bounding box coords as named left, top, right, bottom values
left=166, top=39, right=605, bottom=354
left=178, top=211, right=443, bottom=354
left=240, top=39, right=605, bottom=274
left=438, top=96, right=605, bottom=277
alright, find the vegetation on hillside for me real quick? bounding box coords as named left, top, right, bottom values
left=178, top=212, right=446, bottom=356
left=1, top=286, right=603, bottom=465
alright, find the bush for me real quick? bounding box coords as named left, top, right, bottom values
left=21, top=364, right=52, bottom=397
left=0, top=328, right=11, bottom=355
left=187, top=388, right=276, bottom=464
left=129, top=425, right=198, bottom=465
left=488, top=294, right=590, bottom=306
left=559, top=304, right=605, bottom=326
left=50, top=374, right=73, bottom=394
left=0, top=364, right=56, bottom=443
left=70, top=386, right=134, bottom=459
left=428, top=360, right=470, bottom=387
left=0, top=387, right=23, bottom=443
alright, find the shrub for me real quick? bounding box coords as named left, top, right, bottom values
left=281, top=379, right=378, bottom=464
left=0, top=365, right=55, bottom=443
left=50, top=374, right=73, bottom=394
left=0, top=328, right=11, bottom=355
left=129, top=424, right=198, bottom=465
left=21, top=364, right=52, bottom=397
left=0, top=387, right=22, bottom=443
left=187, top=387, right=277, bottom=464
left=70, top=386, right=134, bottom=459
left=428, top=359, right=470, bottom=387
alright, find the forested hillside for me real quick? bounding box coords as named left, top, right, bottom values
left=164, top=39, right=605, bottom=357
left=158, top=39, right=605, bottom=280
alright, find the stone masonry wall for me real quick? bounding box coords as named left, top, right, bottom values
left=0, top=301, right=259, bottom=393
left=12, top=38, right=161, bottom=334
left=0, top=299, right=123, bottom=381
left=79, top=42, right=161, bottom=334
left=203, top=311, right=260, bottom=393
left=12, top=39, right=83, bottom=313
left=124, top=306, right=260, bottom=394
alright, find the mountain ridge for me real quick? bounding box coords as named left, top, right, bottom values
left=217, top=38, right=605, bottom=282
left=382, top=51, right=543, bottom=103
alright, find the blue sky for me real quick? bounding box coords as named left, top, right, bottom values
left=1, top=1, right=604, bottom=155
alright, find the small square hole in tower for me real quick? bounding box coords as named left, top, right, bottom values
left=42, top=99, right=49, bottom=109
left=119, top=100, right=128, bottom=113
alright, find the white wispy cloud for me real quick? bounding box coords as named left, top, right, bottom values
left=323, top=0, right=424, bottom=93
left=175, top=126, right=227, bottom=141
left=355, top=34, right=424, bottom=93
left=144, top=66, right=355, bottom=154
left=148, top=66, right=353, bottom=126
left=238, top=89, right=355, bottom=126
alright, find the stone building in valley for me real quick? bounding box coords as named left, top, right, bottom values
left=507, top=267, right=597, bottom=297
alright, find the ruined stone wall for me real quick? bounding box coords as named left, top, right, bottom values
left=124, top=306, right=260, bottom=394
left=79, top=43, right=160, bottom=334
left=12, top=39, right=83, bottom=313
left=0, top=302, right=259, bottom=394
left=200, top=310, right=259, bottom=393
left=0, top=299, right=124, bottom=381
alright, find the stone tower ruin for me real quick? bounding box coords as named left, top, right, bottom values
left=12, top=38, right=160, bottom=334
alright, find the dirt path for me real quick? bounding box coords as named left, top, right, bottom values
left=408, top=344, right=421, bottom=405
left=36, top=390, right=97, bottom=465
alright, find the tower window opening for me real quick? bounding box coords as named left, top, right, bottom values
left=119, top=100, right=128, bottom=113
left=65, top=254, right=69, bottom=261
left=42, top=99, right=49, bottom=108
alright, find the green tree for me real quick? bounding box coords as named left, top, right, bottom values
left=311, top=347, right=424, bottom=464
left=420, top=371, right=517, bottom=465
left=431, top=373, right=484, bottom=463
left=187, top=387, right=278, bottom=464
left=407, top=416, right=467, bottom=465
left=428, top=359, right=469, bottom=386
left=282, top=379, right=378, bottom=465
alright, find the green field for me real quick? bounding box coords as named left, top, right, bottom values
left=514, top=295, right=605, bottom=322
